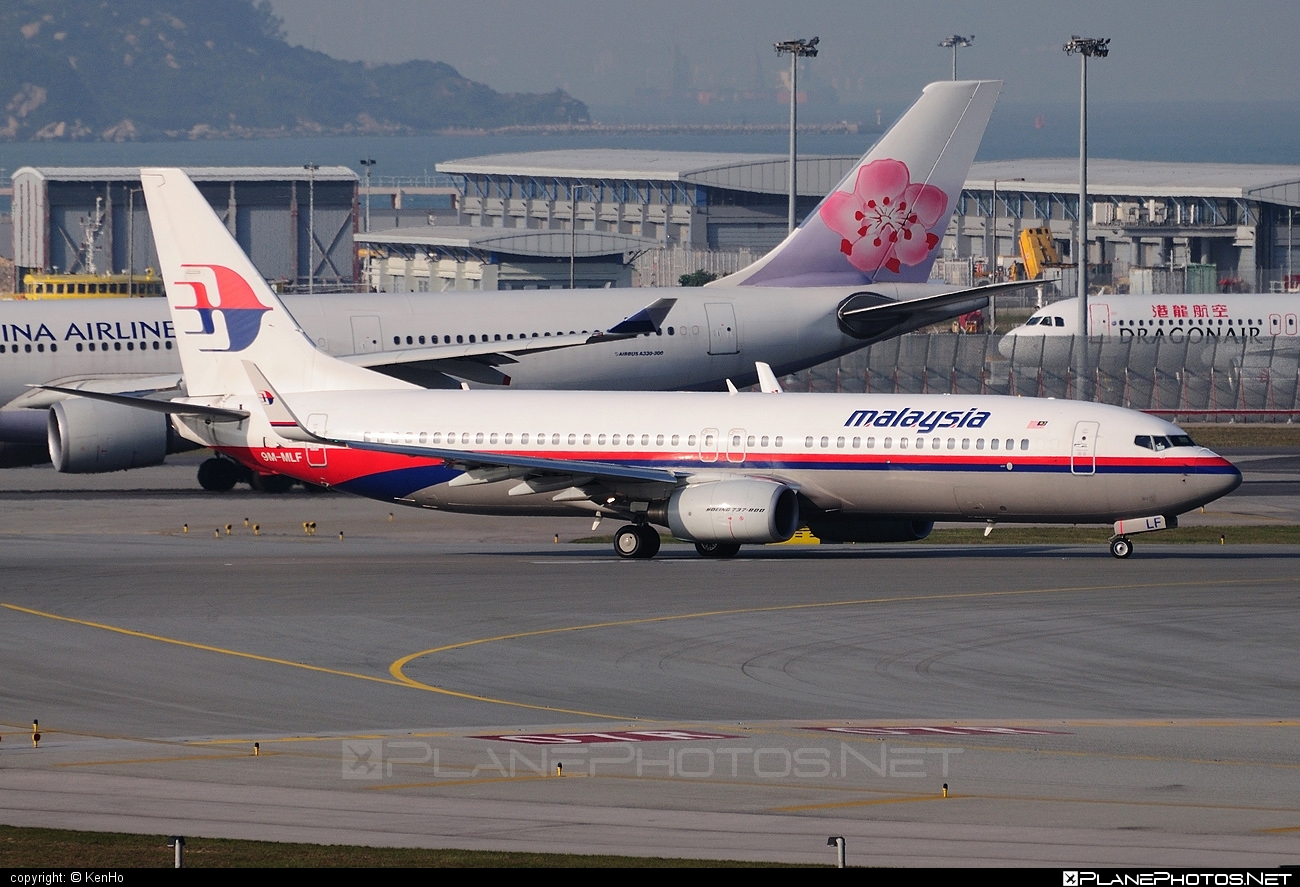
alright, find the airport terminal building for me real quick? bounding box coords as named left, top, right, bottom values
left=10, top=156, right=1300, bottom=296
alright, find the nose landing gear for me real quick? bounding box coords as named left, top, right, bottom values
left=1109, top=536, right=1133, bottom=559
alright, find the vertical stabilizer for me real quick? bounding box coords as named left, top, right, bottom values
left=140, top=168, right=413, bottom=397
left=711, top=80, right=1001, bottom=288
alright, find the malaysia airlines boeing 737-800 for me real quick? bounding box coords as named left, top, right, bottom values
left=3, top=80, right=1024, bottom=490
left=77, top=166, right=1240, bottom=561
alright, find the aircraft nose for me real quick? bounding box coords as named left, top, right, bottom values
left=1194, top=451, right=1242, bottom=502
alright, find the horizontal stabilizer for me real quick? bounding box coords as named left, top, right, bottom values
left=30, top=384, right=249, bottom=422
left=836, top=280, right=1037, bottom=345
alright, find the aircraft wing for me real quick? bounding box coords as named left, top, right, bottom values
left=28, top=384, right=249, bottom=421
left=836, top=280, right=1039, bottom=345
left=336, top=297, right=677, bottom=386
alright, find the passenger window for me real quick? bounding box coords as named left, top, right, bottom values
left=489, top=433, right=498, bottom=444
left=1006, top=439, right=1013, bottom=450
left=475, top=433, right=484, bottom=444
left=431, top=433, right=442, bottom=444
left=657, top=434, right=666, bottom=446
left=418, top=432, right=427, bottom=444
left=805, top=437, right=814, bottom=448
left=567, top=433, right=577, bottom=445
left=761, top=436, right=770, bottom=447
left=598, top=434, right=607, bottom=445
left=520, top=433, right=529, bottom=444
left=504, top=433, right=513, bottom=444
left=671, top=434, right=679, bottom=446
left=461, top=432, right=471, bottom=444
left=976, top=439, right=984, bottom=450
left=883, top=438, right=892, bottom=449
left=688, top=435, right=697, bottom=446
left=947, top=438, right=956, bottom=449
left=641, top=434, right=650, bottom=446
left=1020, top=439, right=1029, bottom=450
left=611, top=434, right=620, bottom=446
left=899, top=437, right=907, bottom=449
left=990, top=439, right=999, bottom=450
left=962, top=439, right=970, bottom=450
left=552, top=433, right=561, bottom=445
left=747, top=435, right=755, bottom=447
left=836, top=437, right=845, bottom=448
left=583, top=434, right=591, bottom=445
left=820, top=436, right=829, bottom=448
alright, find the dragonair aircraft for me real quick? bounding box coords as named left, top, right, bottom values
left=1000, top=293, right=1298, bottom=356
left=7, top=79, right=1028, bottom=488
left=65, top=166, right=1241, bottom=561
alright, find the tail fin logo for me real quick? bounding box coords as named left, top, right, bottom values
left=258, top=390, right=275, bottom=406
left=173, top=264, right=272, bottom=352
left=820, top=159, right=947, bottom=276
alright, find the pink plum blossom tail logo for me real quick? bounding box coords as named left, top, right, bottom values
left=820, top=159, right=948, bottom=276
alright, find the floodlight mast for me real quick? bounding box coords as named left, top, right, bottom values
left=1063, top=36, right=1109, bottom=401
left=774, top=37, right=819, bottom=234
left=303, top=162, right=320, bottom=295
left=939, top=35, right=974, bottom=80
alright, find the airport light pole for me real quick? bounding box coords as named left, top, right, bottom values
left=775, top=37, right=819, bottom=234
left=360, top=158, right=375, bottom=291
left=1064, top=35, right=1109, bottom=401
left=939, top=35, right=974, bottom=80
left=304, top=163, right=320, bottom=295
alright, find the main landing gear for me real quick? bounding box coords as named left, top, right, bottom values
left=1109, top=536, right=1133, bottom=559
left=614, top=524, right=661, bottom=559
left=694, top=541, right=740, bottom=559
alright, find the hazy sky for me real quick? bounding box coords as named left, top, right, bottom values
left=268, top=0, right=1299, bottom=109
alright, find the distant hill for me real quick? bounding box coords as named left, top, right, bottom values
left=0, top=0, right=589, bottom=141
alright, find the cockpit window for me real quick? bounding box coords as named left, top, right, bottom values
left=1025, top=316, right=1042, bottom=326
left=1054, top=317, right=1066, bottom=327
left=1136, top=434, right=1195, bottom=451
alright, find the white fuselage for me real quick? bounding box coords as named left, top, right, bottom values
left=0, top=281, right=946, bottom=419
left=182, top=388, right=1241, bottom=526
left=1002, top=294, right=1300, bottom=345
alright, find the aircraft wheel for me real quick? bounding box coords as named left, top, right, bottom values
left=615, top=525, right=645, bottom=559
left=197, top=457, right=239, bottom=492
left=250, top=472, right=295, bottom=494
left=1109, top=536, right=1133, bottom=559
left=695, top=541, right=741, bottom=559
left=636, top=525, right=661, bottom=559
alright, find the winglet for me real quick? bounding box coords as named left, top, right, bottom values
left=242, top=361, right=319, bottom=443
left=608, top=297, right=676, bottom=335
left=756, top=362, right=784, bottom=394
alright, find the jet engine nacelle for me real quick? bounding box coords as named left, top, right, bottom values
left=655, top=479, right=800, bottom=544
left=48, top=397, right=169, bottom=473
left=805, top=516, right=934, bottom=543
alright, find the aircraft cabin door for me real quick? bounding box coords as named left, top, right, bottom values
left=351, top=315, right=382, bottom=353
left=705, top=303, right=740, bottom=355
left=699, top=428, right=719, bottom=463
left=1071, top=420, right=1099, bottom=475
left=1089, top=303, right=1111, bottom=336
left=726, top=428, right=747, bottom=463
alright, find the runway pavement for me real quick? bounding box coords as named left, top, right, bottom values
left=0, top=452, right=1297, bottom=866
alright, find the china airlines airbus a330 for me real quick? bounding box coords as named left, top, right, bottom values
left=70, top=165, right=1242, bottom=562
